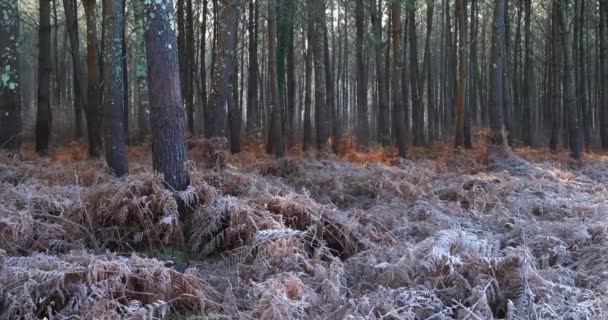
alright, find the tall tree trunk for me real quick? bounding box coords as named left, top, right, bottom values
left=355, top=0, right=369, bottom=146
left=268, top=0, right=285, bottom=157
left=228, top=5, right=241, bottom=153
left=575, top=0, right=590, bottom=150
left=422, top=0, right=435, bottom=144
left=323, top=16, right=338, bottom=153
left=600, top=0, right=608, bottom=149
left=143, top=0, right=190, bottom=190
left=81, top=0, right=103, bottom=158
left=207, top=0, right=238, bottom=139
left=102, top=0, right=129, bottom=176
left=122, top=0, right=129, bottom=144
left=468, top=0, right=480, bottom=144
left=557, top=0, right=581, bottom=160
left=523, top=0, right=534, bottom=146
left=454, top=0, right=466, bottom=148
left=132, top=0, right=150, bottom=142
left=371, top=0, right=389, bottom=146
left=246, top=0, right=258, bottom=133
left=36, top=0, right=52, bottom=155
left=490, top=0, right=507, bottom=146
left=64, top=0, right=84, bottom=141
left=0, top=0, right=21, bottom=152
left=392, top=1, right=407, bottom=157
left=503, top=0, right=514, bottom=146
left=200, top=0, right=209, bottom=135
left=408, top=1, right=424, bottom=146
left=311, top=0, right=330, bottom=153
left=303, top=20, right=314, bottom=152
left=549, top=0, right=561, bottom=151
left=186, top=0, right=195, bottom=135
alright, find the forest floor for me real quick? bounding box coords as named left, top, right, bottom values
left=1, top=139, right=608, bottom=319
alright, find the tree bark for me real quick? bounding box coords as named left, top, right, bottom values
left=0, top=0, right=21, bottom=152
left=557, top=0, right=581, bottom=160
left=408, top=1, right=424, bottom=146
left=303, top=19, right=314, bottom=152
left=102, top=0, right=129, bottom=176
left=246, top=0, right=258, bottom=133
left=392, top=1, right=407, bottom=158
left=268, top=0, right=285, bottom=157
left=81, top=0, right=103, bottom=158
left=36, top=0, right=52, bottom=155
left=490, top=0, right=507, bottom=146
left=454, top=0, right=466, bottom=148
left=371, top=0, right=389, bottom=146
left=311, top=0, right=330, bottom=153
left=207, top=0, right=238, bottom=139
left=355, top=0, right=369, bottom=146
left=600, top=0, right=608, bottom=149
left=144, top=0, right=190, bottom=191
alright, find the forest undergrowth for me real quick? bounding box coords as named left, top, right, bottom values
left=1, top=139, right=608, bottom=319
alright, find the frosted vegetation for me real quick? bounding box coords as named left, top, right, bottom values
left=1, top=142, right=607, bottom=319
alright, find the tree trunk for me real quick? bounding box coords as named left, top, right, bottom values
left=186, top=0, right=195, bottom=135
left=600, top=0, right=608, bottom=149
left=355, top=0, right=368, bottom=146
left=523, top=0, right=534, bottom=146
left=268, top=0, right=285, bottom=157
left=422, top=0, right=435, bottom=144
left=549, top=0, right=561, bottom=151
left=36, top=0, right=52, bottom=155
left=408, top=1, right=424, bottom=146
left=454, top=0, right=466, bottom=148
left=303, top=20, right=314, bottom=152
left=81, top=0, right=103, bottom=158
left=490, top=0, right=507, bottom=146
left=132, top=0, right=150, bottom=142
left=311, top=0, right=330, bottom=153
left=557, top=0, right=581, bottom=159
left=392, top=1, right=407, bottom=158
left=228, top=5, right=241, bottom=153
left=207, top=0, right=238, bottom=139
left=144, top=0, right=190, bottom=191
left=122, top=0, right=129, bottom=144
left=200, top=0, right=209, bottom=136
left=246, top=0, right=258, bottom=133
left=102, top=0, right=129, bottom=176
left=0, top=0, right=21, bottom=152
left=371, top=0, right=389, bottom=146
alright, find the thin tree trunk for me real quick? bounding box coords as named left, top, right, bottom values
left=371, top=0, right=389, bottom=146
left=392, top=1, right=407, bottom=158
left=409, top=1, right=424, bottom=146
left=422, top=0, right=435, bottom=144
left=311, top=0, right=330, bottom=153
left=36, top=0, right=52, bottom=155
left=355, top=0, right=369, bottom=146
left=246, top=0, right=258, bottom=133
left=268, top=0, right=285, bottom=157
left=454, top=0, right=466, bottom=148
left=303, top=20, right=313, bottom=152
left=81, top=0, right=103, bottom=158
left=207, top=1, right=238, bottom=139
left=523, top=0, right=534, bottom=146
left=0, top=0, right=21, bottom=152
left=557, top=0, right=581, bottom=159
left=600, top=0, right=608, bottom=149
left=490, top=0, right=507, bottom=146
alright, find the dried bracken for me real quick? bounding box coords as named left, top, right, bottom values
left=1, top=143, right=608, bottom=319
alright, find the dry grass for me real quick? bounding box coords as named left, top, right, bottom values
left=1, top=141, right=608, bottom=319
